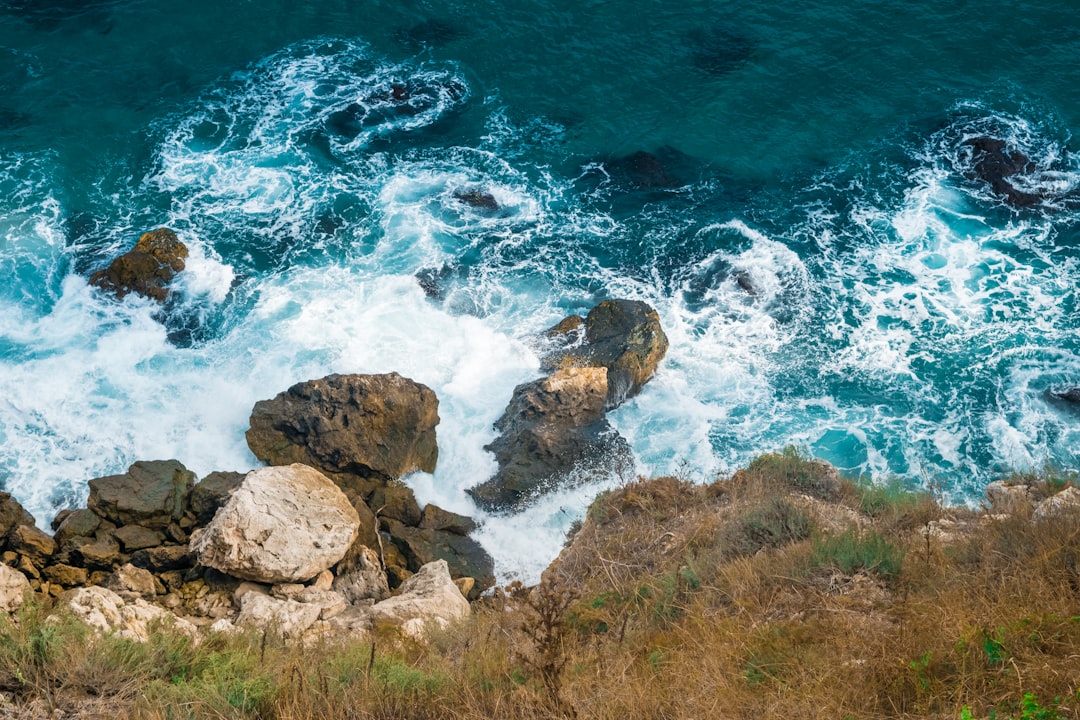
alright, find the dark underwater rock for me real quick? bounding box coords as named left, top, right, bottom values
left=395, top=19, right=469, bottom=50
left=453, top=189, right=500, bottom=211
left=88, top=228, right=188, bottom=303
left=686, top=25, right=756, bottom=75
left=325, top=78, right=467, bottom=140
left=963, top=136, right=1042, bottom=207
left=246, top=373, right=440, bottom=482
left=2, top=0, right=115, bottom=33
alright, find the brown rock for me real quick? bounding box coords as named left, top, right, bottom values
left=468, top=367, right=632, bottom=511
left=189, top=471, right=245, bottom=525
left=76, top=536, right=121, bottom=571
left=245, top=373, right=439, bottom=481
left=383, top=519, right=495, bottom=598
left=42, top=564, right=88, bottom=588
left=370, top=482, right=422, bottom=526
left=114, top=524, right=165, bottom=552
left=103, top=564, right=159, bottom=600
left=88, top=228, right=189, bottom=302
left=54, top=509, right=103, bottom=546
left=544, top=299, right=669, bottom=409
left=8, top=525, right=56, bottom=562
left=130, top=544, right=193, bottom=573
left=88, top=459, right=195, bottom=529
left=420, top=504, right=478, bottom=535
left=0, top=492, right=35, bottom=542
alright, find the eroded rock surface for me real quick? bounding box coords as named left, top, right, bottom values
left=246, top=373, right=439, bottom=481
left=88, top=228, right=189, bottom=302
left=192, top=464, right=359, bottom=584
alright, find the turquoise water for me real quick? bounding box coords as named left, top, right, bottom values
left=2, top=0, right=1079, bottom=580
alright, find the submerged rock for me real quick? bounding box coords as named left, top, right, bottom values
left=192, top=464, right=360, bottom=584
left=453, top=188, right=500, bottom=211
left=544, top=299, right=669, bottom=409
left=88, top=228, right=188, bottom=302
left=468, top=367, right=631, bottom=512
left=246, top=372, right=440, bottom=481
left=686, top=25, right=756, bottom=75
left=964, top=136, right=1042, bottom=207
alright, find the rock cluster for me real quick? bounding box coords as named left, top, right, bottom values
left=0, top=371, right=494, bottom=643
left=469, top=299, right=667, bottom=512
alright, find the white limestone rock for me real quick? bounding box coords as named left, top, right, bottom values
left=0, top=563, right=30, bottom=613
left=192, top=464, right=360, bottom=584
left=369, top=559, right=470, bottom=638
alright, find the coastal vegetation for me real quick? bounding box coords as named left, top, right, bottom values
left=3, top=450, right=1079, bottom=719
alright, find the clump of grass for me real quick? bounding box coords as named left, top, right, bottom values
left=810, top=528, right=904, bottom=580
left=733, top=445, right=842, bottom=500
left=723, top=497, right=813, bottom=558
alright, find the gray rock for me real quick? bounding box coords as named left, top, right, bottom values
left=369, top=560, right=470, bottom=638
left=88, top=460, right=195, bottom=529
left=189, top=471, right=245, bottom=525
left=0, top=562, right=30, bottom=613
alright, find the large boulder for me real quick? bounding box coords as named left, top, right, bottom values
left=88, top=228, right=189, bottom=302
left=468, top=367, right=631, bottom=511
left=192, top=464, right=360, bottom=584
left=543, top=299, right=668, bottom=409
left=0, top=562, right=30, bottom=613
left=246, top=373, right=440, bottom=481
left=88, top=459, right=195, bottom=529
left=368, top=560, right=470, bottom=637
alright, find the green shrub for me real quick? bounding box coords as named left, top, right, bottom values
left=810, top=529, right=904, bottom=580
left=725, top=497, right=813, bottom=558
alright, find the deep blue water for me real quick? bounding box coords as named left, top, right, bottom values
left=2, top=0, right=1079, bottom=580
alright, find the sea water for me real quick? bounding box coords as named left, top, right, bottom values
left=1, top=0, right=1079, bottom=582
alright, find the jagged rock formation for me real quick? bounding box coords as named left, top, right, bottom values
left=469, top=299, right=666, bottom=512
left=88, top=228, right=189, bottom=302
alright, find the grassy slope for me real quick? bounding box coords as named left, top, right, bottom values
left=2, top=450, right=1080, bottom=719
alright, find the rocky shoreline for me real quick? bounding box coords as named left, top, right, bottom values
left=1, top=239, right=674, bottom=645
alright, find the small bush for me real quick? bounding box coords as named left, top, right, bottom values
left=724, top=497, right=813, bottom=558
left=810, top=529, right=904, bottom=580
left=738, top=446, right=841, bottom=500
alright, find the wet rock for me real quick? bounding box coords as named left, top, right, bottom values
left=0, top=562, right=30, bottom=612
left=188, top=471, right=245, bottom=525
left=453, top=189, right=500, bottom=211
left=113, top=524, right=165, bottom=552
left=88, top=228, right=189, bottom=302
left=369, top=560, right=470, bottom=638
left=192, top=464, right=359, bottom=584
left=964, top=136, right=1042, bottom=207
left=420, top=504, right=478, bottom=536
left=468, top=367, right=632, bottom=512
left=325, top=79, right=466, bottom=140
left=88, top=459, right=195, bottom=529
left=383, top=520, right=495, bottom=598
left=543, top=299, right=669, bottom=409
left=246, top=373, right=440, bottom=481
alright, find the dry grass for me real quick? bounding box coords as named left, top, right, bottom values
left=2, top=453, right=1080, bottom=719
